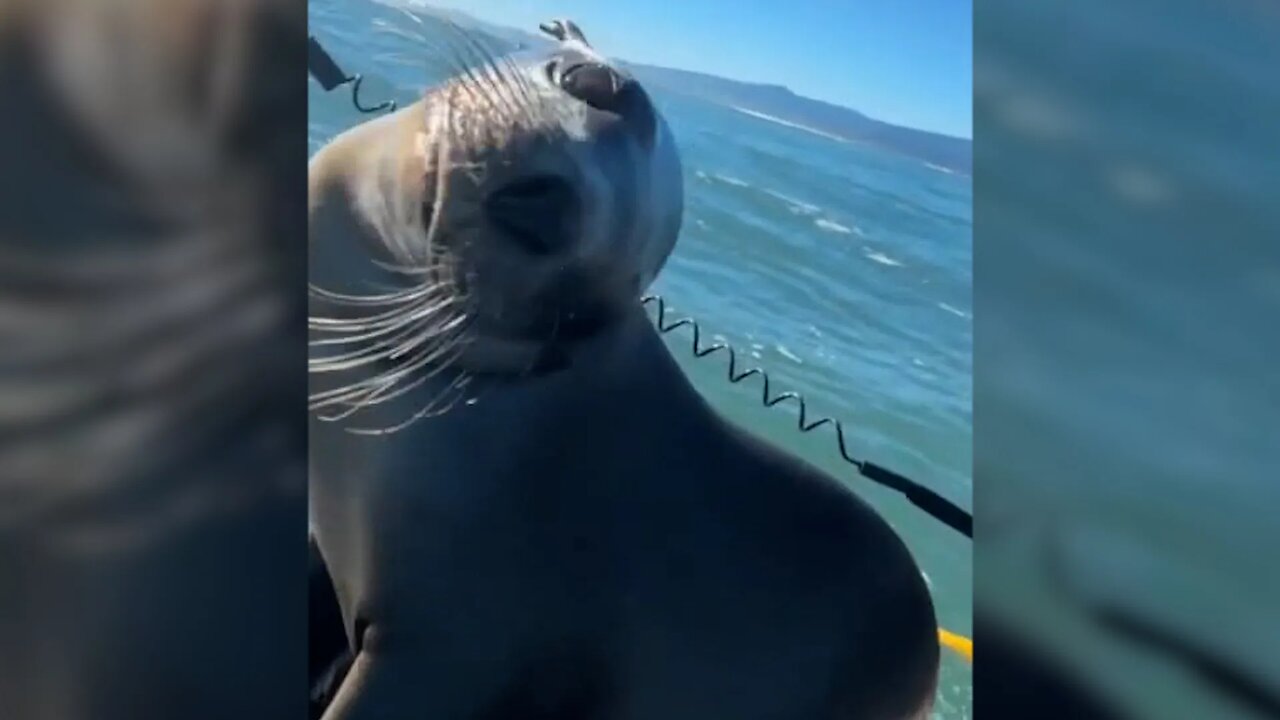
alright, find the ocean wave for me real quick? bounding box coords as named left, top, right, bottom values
left=764, top=189, right=822, bottom=216
left=862, top=248, right=905, bottom=267
left=714, top=173, right=750, bottom=187
left=814, top=218, right=854, bottom=234
left=937, top=302, right=971, bottom=319
left=777, top=345, right=803, bottom=364
left=728, top=105, right=848, bottom=144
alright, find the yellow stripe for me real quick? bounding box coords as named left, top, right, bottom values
left=939, top=628, right=972, bottom=662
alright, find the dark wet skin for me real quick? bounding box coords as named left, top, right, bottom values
left=308, top=19, right=939, bottom=720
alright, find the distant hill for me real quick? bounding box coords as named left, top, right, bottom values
left=417, top=6, right=972, bottom=175
left=618, top=64, right=972, bottom=175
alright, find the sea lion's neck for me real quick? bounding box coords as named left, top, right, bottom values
left=476, top=304, right=707, bottom=419
left=314, top=304, right=714, bottom=494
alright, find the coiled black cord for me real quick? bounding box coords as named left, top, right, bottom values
left=304, top=32, right=1280, bottom=714
left=303, top=35, right=971, bottom=537
left=642, top=295, right=972, bottom=538
left=308, top=36, right=396, bottom=114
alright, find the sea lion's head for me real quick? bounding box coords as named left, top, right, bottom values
left=309, top=19, right=682, bottom=428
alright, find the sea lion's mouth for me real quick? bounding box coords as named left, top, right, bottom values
left=551, top=304, right=617, bottom=341
left=517, top=295, right=622, bottom=345
left=472, top=326, right=598, bottom=380
left=522, top=310, right=615, bottom=377
left=484, top=298, right=627, bottom=378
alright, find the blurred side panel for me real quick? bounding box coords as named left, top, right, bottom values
left=975, top=0, right=1280, bottom=718
left=0, top=1, right=309, bottom=720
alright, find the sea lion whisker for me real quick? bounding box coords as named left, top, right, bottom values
left=451, top=23, right=528, bottom=126
left=458, top=30, right=539, bottom=134
left=368, top=255, right=456, bottom=279
left=307, top=297, right=459, bottom=349
left=309, top=324, right=470, bottom=420
left=309, top=374, right=393, bottom=408
left=307, top=312, right=468, bottom=374
left=308, top=313, right=469, bottom=375
left=433, top=26, right=506, bottom=124
left=308, top=302, right=439, bottom=331
left=311, top=365, right=422, bottom=416
left=309, top=278, right=452, bottom=307
left=441, top=21, right=519, bottom=123
left=448, top=34, right=507, bottom=117
left=312, top=388, right=386, bottom=420
left=501, top=51, right=542, bottom=127
left=307, top=294, right=451, bottom=323
left=433, top=57, right=485, bottom=115
left=419, top=128, right=454, bottom=259
left=346, top=365, right=473, bottom=435
left=488, top=32, right=539, bottom=113
left=342, top=336, right=468, bottom=411
left=307, top=302, right=453, bottom=341
left=308, top=280, right=448, bottom=307
left=342, top=309, right=467, bottom=363
left=361, top=377, right=472, bottom=434
left=485, top=40, right=542, bottom=130
left=384, top=313, right=470, bottom=359
left=309, top=278, right=434, bottom=300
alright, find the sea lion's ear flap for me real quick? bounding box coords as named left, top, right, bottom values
left=538, top=19, right=590, bottom=47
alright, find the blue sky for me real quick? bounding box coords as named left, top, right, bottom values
left=422, top=0, right=972, bottom=139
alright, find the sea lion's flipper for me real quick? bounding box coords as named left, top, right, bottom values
left=318, top=652, right=396, bottom=720
left=320, top=649, right=521, bottom=720
left=315, top=605, right=528, bottom=720
left=309, top=535, right=353, bottom=718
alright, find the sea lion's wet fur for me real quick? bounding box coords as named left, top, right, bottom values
left=309, top=21, right=677, bottom=433
left=309, top=19, right=938, bottom=720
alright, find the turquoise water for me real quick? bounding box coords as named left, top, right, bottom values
left=976, top=1, right=1279, bottom=717
left=309, top=1, right=973, bottom=716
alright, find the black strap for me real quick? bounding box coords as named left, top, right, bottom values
left=862, top=461, right=972, bottom=538
left=307, top=36, right=350, bottom=91
left=641, top=295, right=972, bottom=539
left=308, top=35, right=395, bottom=114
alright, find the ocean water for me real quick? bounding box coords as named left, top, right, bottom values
left=308, top=1, right=974, bottom=717
left=977, top=1, right=1280, bottom=717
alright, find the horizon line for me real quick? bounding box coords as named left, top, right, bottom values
left=425, top=4, right=973, bottom=142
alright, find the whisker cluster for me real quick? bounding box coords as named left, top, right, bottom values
left=308, top=278, right=470, bottom=431
left=308, top=17, right=563, bottom=434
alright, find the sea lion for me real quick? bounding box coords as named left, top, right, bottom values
left=308, top=19, right=939, bottom=720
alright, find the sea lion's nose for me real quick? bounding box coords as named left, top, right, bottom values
left=559, top=62, right=656, bottom=147
left=484, top=175, right=579, bottom=256
left=560, top=63, right=632, bottom=113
